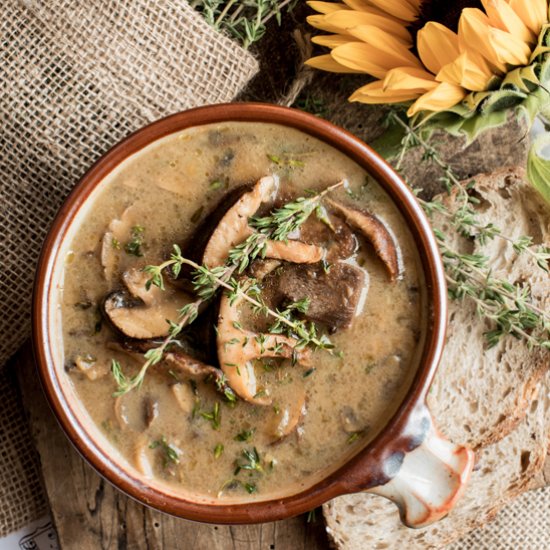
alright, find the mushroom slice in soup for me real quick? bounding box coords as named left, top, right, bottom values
left=74, top=355, right=109, bottom=381
left=200, top=175, right=279, bottom=268
left=102, top=268, right=192, bottom=339
left=263, top=262, right=366, bottom=333
left=298, top=212, right=358, bottom=262
left=171, top=382, right=195, bottom=414
left=262, top=240, right=323, bottom=264
left=326, top=199, right=400, bottom=281
left=111, top=340, right=235, bottom=401
left=339, top=405, right=366, bottom=433
left=217, top=280, right=311, bottom=406
left=101, top=205, right=142, bottom=284
left=185, top=175, right=324, bottom=271
left=265, top=383, right=307, bottom=443
left=134, top=434, right=155, bottom=478
left=143, top=395, right=160, bottom=428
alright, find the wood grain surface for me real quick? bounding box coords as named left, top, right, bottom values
left=16, top=346, right=330, bottom=550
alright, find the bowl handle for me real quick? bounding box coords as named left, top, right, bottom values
left=365, top=409, right=475, bottom=528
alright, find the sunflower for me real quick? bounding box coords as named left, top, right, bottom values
left=306, top=0, right=550, bottom=138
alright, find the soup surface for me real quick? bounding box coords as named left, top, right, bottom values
left=59, top=122, right=426, bottom=501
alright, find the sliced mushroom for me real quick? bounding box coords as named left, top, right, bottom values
left=340, top=406, right=365, bottom=433
left=298, top=212, right=358, bottom=262
left=143, top=396, right=159, bottom=428
left=326, top=199, right=400, bottom=281
left=134, top=435, right=155, bottom=478
left=265, top=384, right=307, bottom=443
left=217, top=279, right=311, bottom=406
left=171, top=382, right=195, bottom=414
left=263, top=240, right=324, bottom=264
left=74, top=355, right=109, bottom=381
left=102, top=268, right=193, bottom=339
left=101, top=205, right=141, bottom=284
left=183, top=176, right=325, bottom=273
left=114, top=389, right=159, bottom=432
left=200, top=176, right=278, bottom=268
left=264, top=262, right=366, bottom=332
left=111, top=340, right=233, bottom=400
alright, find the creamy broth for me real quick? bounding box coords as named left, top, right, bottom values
left=60, top=122, right=426, bottom=500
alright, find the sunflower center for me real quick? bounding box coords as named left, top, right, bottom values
left=408, top=0, right=483, bottom=42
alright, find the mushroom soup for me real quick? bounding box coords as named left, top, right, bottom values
left=60, top=122, right=426, bottom=500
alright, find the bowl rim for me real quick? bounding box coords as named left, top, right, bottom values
left=32, top=102, right=447, bottom=524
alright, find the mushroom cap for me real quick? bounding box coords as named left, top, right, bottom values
left=326, top=198, right=400, bottom=281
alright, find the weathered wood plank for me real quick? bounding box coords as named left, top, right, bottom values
left=16, top=345, right=329, bottom=550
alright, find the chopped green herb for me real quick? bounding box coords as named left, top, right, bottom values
left=347, top=432, right=361, bottom=444
left=267, top=153, right=281, bottom=165
left=306, top=508, right=318, bottom=523
left=209, top=179, right=224, bottom=190
left=214, top=443, right=224, bottom=459
left=244, top=482, right=257, bottom=494
left=124, top=225, right=145, bottom=257
left=234, top=428, right=255, bottom=442
left=303, top=368, right=316, bottom=378
left=149, top=436, right=180, bottom=467
left=200, top=402, right=221, bottom=430
left=111, top=237, right=121, bottom=250
left=266, top=153, right=304, bottom=169
left=237, top=447, right=263, bottom=473
left=191, top=398, right=201, bottom=419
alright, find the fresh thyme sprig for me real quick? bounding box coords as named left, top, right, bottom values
left=191, top=0, right=299, bottom=48
left=387, top=112, right=550, bottom=349
left=111, top=183, right=344, bottom=395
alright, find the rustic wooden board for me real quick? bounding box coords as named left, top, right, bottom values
left=16, top=346, right=330, bottom=550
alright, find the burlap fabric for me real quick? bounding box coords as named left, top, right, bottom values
left=451, top=485, right=550, bottom=549
left=0, top=0, right=257, bottom=536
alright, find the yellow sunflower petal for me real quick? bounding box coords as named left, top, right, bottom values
left=488, top=27, right=531, bottom=66
left=307, top=2, right=350, bottom=15
left=481, top=0, right=535, bottom=44
left=346, top=25, right=421, bottom=67
left=305, top=54, right=363, bottom=73
left=350, top=80, right=421, bottom=104
left=324, top=10, right=412, bottom=44
left=407, top=82, right=467, bottom=116
left=312, top=33, right=355, bottom=49
left=331, top=41, right=415, bottom=78
left=458, top=8, right=507, bottom=72
left=382, top=67, right=438, bottom=93
left=417, top=22, right=461, bottom=74
left=341, top=0, right=388, bottom=15
left=360, top=0, right=418, bottom=21
left=436, top=50, right=493, bottom=91
left=307, top=14, right=347, bottom=34
left=508, top=0, right=548, bottom=35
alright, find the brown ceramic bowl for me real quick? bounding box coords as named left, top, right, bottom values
left=33, top=103, right=474, bottom=527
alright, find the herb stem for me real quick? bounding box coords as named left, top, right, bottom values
left=214, top=0, right=238, bottom=28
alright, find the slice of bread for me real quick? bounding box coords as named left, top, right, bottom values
left=323, top=167, right=550, bottom=548
left=323, top=374, right=550, bottom=550
left=428, top=167, right=549, bottom=449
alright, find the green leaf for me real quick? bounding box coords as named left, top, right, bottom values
left=527, top=132, right=550, bottom=204
left=370, top=116, right=409, bottom=160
